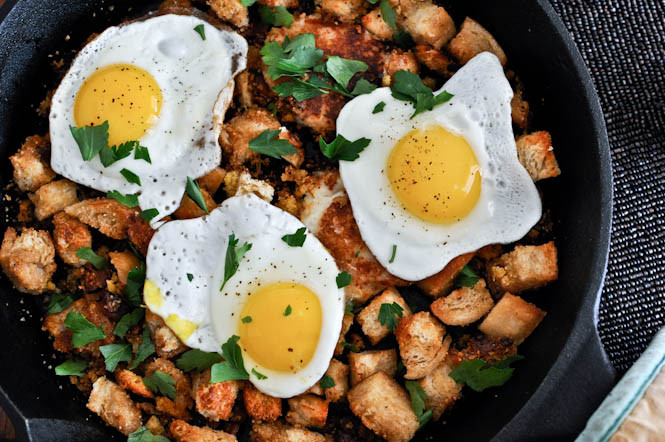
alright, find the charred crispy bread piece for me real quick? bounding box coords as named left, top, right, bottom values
left=244, top=382, right=282, bottom=421
left=334, top=313, right=354, bottom=356
left=65, top=198, right=137, bottom=240
left=87, top=377, right=142, bottom=436
left=10, top=134, right=55, bottom=192
left=448, top=334, right=517, bottom=366
left=361, top=9, right=393, bottom=40
left=52, top=212, right=91, bottom=267
left=170, top=419, right=237, bottom=442
left=395, top=312, right=449, bottom=379
left=145, top=358, right=193, bottom=419
left=396, top=0, right=456, bottom=50
left=174, top=187, right=217, bottom=220
left=414, top=44, right=455, bottom=77
left=126, top=213, right=155, bottom=257
left=478, top=293, right=546, bottom=345
left=430, top=279, right=494, bottom=326
left=108, top=251, right=140, bottom=286
left=0, top=227, right=56, bottom=294
left=115, top=369, right=154, bottom=399
left=192, top=369, right=240, bottom=422
left=515, top=131, right=561, bottom=182
left=487, top=242, right=558, bottom=296
left=322, top=359, right=349, bottom=402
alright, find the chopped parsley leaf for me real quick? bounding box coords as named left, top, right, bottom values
left=281, top=227, right=307, bottom=247
left=126, top=263, right=146, bottom=307
left=220, top=233, right=252, bottom=292
left=449, top=355, right=525, bottom=392
left=389, top=244, right=397, bottom=263
left=46, top=293, right=75, bottom=315
left=336, top=271, right=352, bottom=288
left=319, top=134, right=371, bottom=161
left=75, top=247, right=107, bottom=270
left=185, top=176, right=209, bottom=214
left=193, top=24, right=206, bottom=40
left=64, top=311, right=106, bottom=348
left=140, top=208, right=159, bottom=222
left=373, top=101, right=386, bottom=114
left=252, top=368, right=268, bottom=380
left=249, top=129, right=298, bottom=159
left=456, top=265, right=479, bottom=288
left=379, top=0, right=397, bottom=29
left=129, top=326, right=155, bottom=369
left=134, top=144, right=152, bottom=163
left=143, top=370, right=176, bottom=399
left=128, top=426, right=170, bottom=442
left=120, top=168, right=141, bottom=186
left=320, top=375, right=336, bottom=389
left=378, top=302, right=403, bottom=331
left=210, top=335, right=250, bottom=382
left=107, top=190, right=139, bottom=208
left=283, top=305, right=292, bottom=316
left=241, top=316, right=252, bottom=323
left=100, top=343, right=133, bottom=372
left=176, top=349, right=223, bottom=372
left=259, top=5, right=294, bottom=27
left=390, top=70, right=454, bottom=118
left=99, top=140, right=136, bottom=167
left=340, top=341, right=359, bottom=352
left=114, top=308, right=144, bottom=338
left=69, top=121, right=109, bottom=161
left=54, top=359, right=88, bottom=377
left=405, top=380, right=432, bottom=428
left=187, top=273, right=194, bottom=282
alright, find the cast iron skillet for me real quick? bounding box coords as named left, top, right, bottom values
left=0, top=0, right=615, bottom=441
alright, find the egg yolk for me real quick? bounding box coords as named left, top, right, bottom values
left=387, top=126, right=481, bottom=223
left=74, top=64, right=162, bottom=146
left=238, top=282, right=322, bottom=373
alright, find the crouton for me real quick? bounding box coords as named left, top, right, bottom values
left=42, top=298, right=115, bottom=355
left=322, top=359, right=349, bottom=402
left=0, top=227, right=56, bottom=294
left=430, top=279, right=494, bottom=326
left=286, top=394, right=329, bottom=428
left=145, top=415, right=166, bottom=436
left=487, top=242, right=558, bottom=295
left=108, top=251, right=140, bottom=286
left=511, top=89, right=529, bottom=129
left=192, top=368, right=240, bottom=421
left=28, top=179, right=79, bottom=221
left=417, top=252, right=474, bottom=298
left=275, top=189, right=301, bottom=218
left=349, top=349, right=398, bottom=386
left=258, top=0, right=297, bottom=8
left=235, top=70, right=275, bottom=109
left=220, top=108, right=302, bottom=168
left=447, top=17, right=507, bottom=66
left=398, top=0, right=456, bottom=50
left=382, top=50, right=419, bottom=85
left=145, top=358, right=192, bottom=419
left=174, top=187, right=217, bottom=220
left=515, top=131, right=561, bottom=182
left=320, top=0, right=366, bottom=23
left=243, top=383, right=282, bottom=421
left=224, top=171, right=275, bottom=203
left=207, top=0, right=248, bottom=28
left=335, top=313, right=354, bottom=356
left=251, top=422, right=329, bottom=442
left=478, top=293, right=546, bottom=345
left=64, top=198, right=136, bottom=239
left=357, top=288, right=412, bottom=344
left=126, top=213, right=155, bottom=256
left=9, top=135, right=55, bottom=192
left=170, top=420, right=237, bottom=442
left=448, top=334, right=517, bottom=366
left=115, top=369, right=154, bottom=399
left=395, top=312, right=449, bottom=379
left=348, top=371, right=419, bottom=442
left=477, top=244, right=502, bottom=261
left=52, top=212, right=91, bottom=267
left=417, top=358, right=462, bottom=420
left=414, top=44, right=454, bottom=77
left=87, top=377, right=142, bottom=436
left=362, top=9, right=393, bottom=40
left=198, top=167, right=227, bottom=196
left=145, top=310, right=188, bottom=359
left=17, top=199, right=33, bottom=222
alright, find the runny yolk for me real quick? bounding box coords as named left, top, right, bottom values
left=74, top=63, right=162, bottom=146
left=387, top=125, right=481, bottom=224
left=238, top=282, right=322, bottom=373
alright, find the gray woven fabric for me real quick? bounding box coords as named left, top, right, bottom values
left=549, top=0, right=665, bottom=372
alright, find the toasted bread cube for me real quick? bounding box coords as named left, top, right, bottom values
left=10, top=135, right=55, bottom=192
left=87, top=377, right=142, bottom=436
left=477, top=244, right=503, bottom=261
left=515, top=131, right=561, bottom=182
left=115, top=369, right=154, bottom=399
left=170, top=420, right=237, bottom=442
left=145, top=415, right=166, bottom=436
left=198, top=167, right=227, bottom=196
left=108, top=251, right=140, bottom=286
left=348, top=371, right=419, bottom=442
left=65, top=198, right=136, bottom=239
left=144, top=310, right=187, bottom=359
left=361, top=9, right=393, bottom=40
left=322, top=359, right=349, bottom=402
left=321, top=0, right=366, bottom=22
left=28, top=179, right=79, bottom=221
left=251, top=422, right=329, bottom=442
left=52, top=212, right=91, bottom=267
left=487, top=242, right=558, bottom=296
left=259, top=0, right=298, bottom=8
left=224, top=171, right=275, bottom=203
left=126, top=213, right=155, bottom=256
left=174, top=187, right=217, bottom=220
left=192, top=368, right=240, bottom=422
left=399, top=1, right=455, bottom=50
left=357, top=288, right=412, bottom=344
left=146, top=358, right=193, bottom=419
left=447, top=17, right=507, bottom=66
left=479, top=294, right=546, bottom=345
left=244, top=383, right=282, bottom=421
left=511, top=89, right=529, bottom=129
left=414, top=44, right=454, bottom=77
left=349, top=349, right=397, bottom=386
left=417, top=252, right=474, bottom=298
left=0, top=227, right=56, bottom=294
left=207, top=0, right=248, bottom=28
left=430, top=279, right=494, bottom=326
left=395, top=312, right=449, bottom=379
left=286, top=394, right=329, bottom=428
left=417, top=358, right=462, bottom=420
left=334, top=313, right=354, bottom=356
left=382, top=51, right=419, bottom=85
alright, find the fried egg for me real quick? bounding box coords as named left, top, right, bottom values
left=49, top=14, right=247, bottom=225
left=337, top=53, right=541, bottom=281
left=144, top=194, right=344, bottom=397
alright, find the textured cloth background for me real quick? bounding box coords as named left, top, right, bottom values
left=549, top=0, right=665, bottom=372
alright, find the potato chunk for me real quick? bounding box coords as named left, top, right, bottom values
left=10, top=134, right=55, bottom=192
left=52, top=212, right=91, bottom=267
left=28, top=179, right=79, bottom=220
left=349, top=349, right=398, bottom=386
left=395, top=312, right=449, bottom=379
left=447, top=17, right=507, bottom=66
left=87, top=377, right=142, bottom=436
left=286, top=394, right=329, bottom=428
left=430, top=279, right=494, bottom=326
left=487, top=242, right=558, bottom=296
left=170, top=420, right=237, bottom=442
left=348, top=371, right=418, bottom=442
left=357, top=288, right=412, bottom=344
left=515, top=131, right=561, bottom=182
left=0, top=227, right=56, bottom=294
left=478, top=293, right=546, bottom=344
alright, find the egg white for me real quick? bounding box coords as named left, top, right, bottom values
left=337, top=53, right=542, bottom=281
left=49, top=14, right=247, bottom=226
left=145, top=194, right=344, bottom=397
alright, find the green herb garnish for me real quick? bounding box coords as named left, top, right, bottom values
left=259, top=5, right=294, bottom=27
left=100, top=343, right=133, bottom=372
left=389, top=244, right=397, bottom=263
left=405, top=380, right=433, bottom=428
left=107, top=190, right=139, bottom=208
left=378, top=302, right=403, bottom=331
left=114, top=308, right=145, bottom=338
left=456, top=265, right=479, bottom=288
left=46, top=293, right=75, bottom=315
left=76, top=247, right=107, bottom=270
left=70, top=122, right=109, bottom=161
left=449, top=355, right=525, bottom=392
left=134, top=145, right=152, bottom=163
left=128, top=426, right=171, bottom=442
left=281, top=227, right=307, bottom=247
left=99, top=140, right=135, bottom=167
left=373, top=101, right=386, bottom=114
left=185, top=176, right=209, bottom=214
left=393, top=30, right=415, bottom=49
left=210, top=335, right=250, bottom=382
left=283, top=305, right=292, bottom=316
left=319, top=134, right=371, bottom=161
left=193, top=24, right=206, bottom=40
left=176, top=349, right=223, bottom=372
left=220, top=233, right=252, bottom=292
left=241, top=316, right=252, bottom=323
left=340, top=341, right=359, bottom=352
left=390, top=70, right=454, bottom=118
left=126, top=263, right=146, bottom=307
left=320, top=375, right=336, bottom=389
left=120, top=168, right=141, bottom=186
left=249, top=129, right=298, bottom=159
left=379, top=0, right=397, bottom=29
left=130, top=326, right=155, bottom=369
left=140, top=208, right=159, bottom=222
left=336, top=271, right=352, bottom=288
left=252, top=368, right=268, bottom=380
left=55, top=359, right=88, bottom=377
left=65, top=311, right=106, bottom=348
left=143, top=370, right=176, bottom=399
left=186, top=273, right=194, bottom=282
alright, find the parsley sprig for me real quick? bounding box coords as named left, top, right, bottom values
left=220, top=233, right=252, bottom=292
left=449, top=355, right=525, bottom=392
left=100, top=343, right=133, bottom=372
left=176, top=349, right=223, bottom=372
left=319, top=134, right=371, bottom=161
left=65, top=311, right=106, bottom=348
left=378, top=302, right=403, bottom=331
left=390, top=70, right=454, bottom=118
left=143, top=370, right=176, bottom=399
left=249, top=129, right=298, bottom=159
left=76, top=247, right=107, bottom=270
left=55, top=359, right=88, bottom=377
left=210, top=335, right=250, bottom=382
left=69, top=121, right=151, bottom=166
left=128, top=426, right=170, bottom=442
left=405, top=380, right=433, bottom=427
left=456, top=265, right=479, bottom=288
left=282, top=227, right=307, bottom=247
left=46, top=293, right=75, bottom=315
